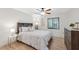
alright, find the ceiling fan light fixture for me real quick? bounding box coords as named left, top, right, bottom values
left=35, top=8, right=52, bottom=15
left=41, top=11, right=45, bottom=15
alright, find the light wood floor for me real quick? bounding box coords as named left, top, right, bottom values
left=0, top=37, right=67, bottom=50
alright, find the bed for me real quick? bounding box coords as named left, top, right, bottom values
left=17, top=23, right=52, bottom=50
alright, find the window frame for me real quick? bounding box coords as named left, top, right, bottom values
left=47, top=17, right=60, bottom=29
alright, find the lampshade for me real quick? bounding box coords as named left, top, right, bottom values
left=35, top=22, right=39, bottom=25
left=10, top=28, right=15, bottom=33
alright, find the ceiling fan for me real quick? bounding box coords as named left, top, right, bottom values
left=35, top=8, right=52, bottom=15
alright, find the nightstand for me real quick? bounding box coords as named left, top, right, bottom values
left=8, top=34, right=18, bottom=48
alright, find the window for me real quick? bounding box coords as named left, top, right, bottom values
left=47, top=17, right=60, bottom=29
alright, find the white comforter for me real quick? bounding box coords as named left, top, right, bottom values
left=18, top=30, right=52, bottom=50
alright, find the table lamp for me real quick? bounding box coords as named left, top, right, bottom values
left=10, top=28, right=15, bottom=36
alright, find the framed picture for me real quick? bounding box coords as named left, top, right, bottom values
left=47, top=17, right=60, bottom=29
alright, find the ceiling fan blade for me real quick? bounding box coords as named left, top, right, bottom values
left=45, top=9, right=51, bottom=11
left=45, top=12, right=51, bottom=14
left=45, top=11, right=51, bottom=14
left=46, top=13, right=51, bottom=14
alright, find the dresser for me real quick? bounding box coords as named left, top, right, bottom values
left=64, top=28, right=79, bottom=50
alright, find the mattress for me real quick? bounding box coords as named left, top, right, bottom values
left=18, top=30, right=52, bottom=50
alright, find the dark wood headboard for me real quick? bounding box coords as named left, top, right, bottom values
left=17, top=22, right=33, bottom=34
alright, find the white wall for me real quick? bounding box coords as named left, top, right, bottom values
left=32, top=14, right=42, bottom=29
left=65, top=8, right=79, bottom=27
left=0, top=9, right=19, bottom=47
left=14, top=8, right=33, bottom=23
left=16, top=12, right=33, bottom=23
left=0, top=8, right=33, bottom=47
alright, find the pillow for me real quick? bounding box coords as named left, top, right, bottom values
left=19, top=26, right=34, bottom=32
left=31, top=26, right=35, bottom=30
left=21, top=27, right=29, bottom=32
left=27, top=27, right=31, bottom=31
left=27, top=26, right=35, bottom=31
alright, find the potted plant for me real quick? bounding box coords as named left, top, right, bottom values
left=69, top=23, right=75, bottom=28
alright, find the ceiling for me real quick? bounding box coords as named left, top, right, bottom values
left=14, top=8, right=34, bottom=16
left=14, top=8, right=71, bottom=16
